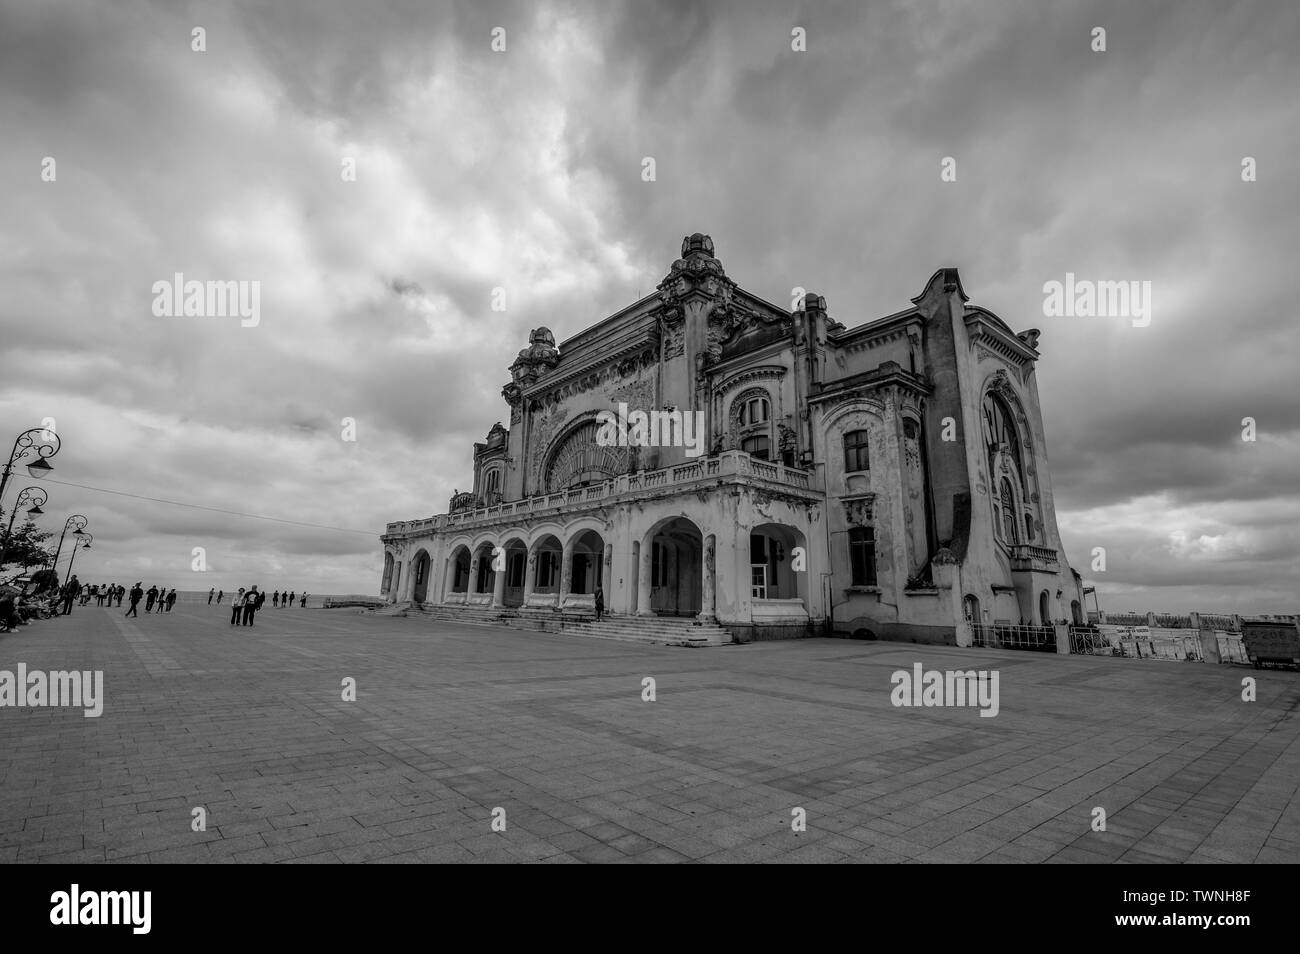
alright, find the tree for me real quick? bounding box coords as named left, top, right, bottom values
left=0, top=522, right=56, bottom=573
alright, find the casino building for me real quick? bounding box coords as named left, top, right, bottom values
left=380, top=234, right=1085, bottom=645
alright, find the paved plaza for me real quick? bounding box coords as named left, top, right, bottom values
left=1, top=603, right=1298, bottom=864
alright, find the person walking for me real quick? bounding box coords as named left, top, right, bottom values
left=60, top=575, right=81, bottom=615
left=287, top=590, right=295, bottom=608
left=145, top=585, right=158, bottom=613
left=208, top=587, right=215, bottom=605
left=230, top=588, right=246, bottom=626
left=594, top=585, right=604, bottom=621
left=242, top=586, right=261, bottom=627
left=125, top=582, right=143, bottom=618
left=166, top=588, right=177, bottom=612
left=216, top=589, right=223, bottom=604
left=300, top=592, right=307, bottom=608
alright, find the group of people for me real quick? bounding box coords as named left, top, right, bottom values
left=121, top=583, right=178, bottom=617
left=207, top=587, right=307, bottom=608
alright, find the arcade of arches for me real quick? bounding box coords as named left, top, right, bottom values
left=384, top=515, right=812, bottom=626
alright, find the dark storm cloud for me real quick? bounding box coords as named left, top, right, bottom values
left=1, top=0, right=1297, bottom=609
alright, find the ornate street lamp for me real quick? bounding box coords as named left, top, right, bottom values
left=51, top=515, right=88, bottom=585
left=0, top=486, right=49, bottom=565
left=0, top=427, right=60, bottom=511
left=65, top=531, right=92, bottom=586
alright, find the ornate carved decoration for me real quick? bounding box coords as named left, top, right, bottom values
left=842, top=495, right=875, bottom=527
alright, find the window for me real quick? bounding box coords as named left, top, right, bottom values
left=751, top=565, right=767, bottom=599
left=739, top=396, right=769, bottom=426
left=485, top=469, right=500, bottom=497
left=742, top=435, right=771, bottom=460
left=507, top=552, right=525, bottom=588
left=1000, top=479, right=1018, bottom=544
left=849, top=528, right=876, bottom=586
left=982, top=393, right=1023, bottom=479
left=1024, top=513, right=1034, bottom=542
left=844, top=429, right=870, bottom=472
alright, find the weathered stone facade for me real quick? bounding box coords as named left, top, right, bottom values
left=380, top=234, right=1085, bottom=645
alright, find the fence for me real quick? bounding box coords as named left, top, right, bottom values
left=1068, top=626, right=1113, bottom=656
left=971, top=624, right=1056, bottom=653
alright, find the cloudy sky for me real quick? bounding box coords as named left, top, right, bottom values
left=2, top=0, right=1297, bottom=611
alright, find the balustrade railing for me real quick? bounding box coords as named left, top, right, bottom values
left=388, top=452, right=816, bottom=534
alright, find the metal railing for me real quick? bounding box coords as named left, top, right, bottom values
left=972, top=623, right=1056, bottom=652
left=1068, top=626, right=1113, bottom=656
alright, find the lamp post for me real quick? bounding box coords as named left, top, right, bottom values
left=0, top=486, right=48, bottom=565
left=51, top=515, right=88, bottom=586
left=65, top=532, right=92, bottom=588
left=0, top=427, right=60, bottom=514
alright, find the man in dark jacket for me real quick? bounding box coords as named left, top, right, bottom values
left=60, top=575, right=81, bottom=615
left=125, top=582, right=143, bottom=618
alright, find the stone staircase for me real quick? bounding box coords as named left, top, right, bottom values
left=408, top=602, right=519, bottom=627
left=559, top=615, right=732, bottom=648
left=390, top=601, right=731, bottom=647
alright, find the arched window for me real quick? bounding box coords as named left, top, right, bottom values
left=544, top=420, right=627, bottom=492
left=1000, top=479, right=1018, bottom=544
left=982, top=392, right=1023, bottom=481
left=732, top=388, right=774, bottom=460
left=1039, top=591, right=1051, bottom=626
left=1024, top=513, right=1034, bottom=541
left=843, top=429, right=870, bottom=473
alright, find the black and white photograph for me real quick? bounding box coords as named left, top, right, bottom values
left=1, top=0, right=1296, bottom=927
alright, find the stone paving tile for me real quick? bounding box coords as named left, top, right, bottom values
left=2, top=604, right=1299, bottom=863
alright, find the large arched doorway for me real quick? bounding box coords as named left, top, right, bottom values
left=411, top=549, right=432, bottom=603
left=447, top=546, right=471, bottom=597
left=501, top=537, right=528, bottom=608
left=569, top=530, right=604, bottom=595
left=472, top=542, right=496, bottom=599
left=647, top=517, right=702, bottom=617
left=530, top=534, right=563, bottom=604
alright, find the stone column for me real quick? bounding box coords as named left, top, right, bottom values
left=637, top=538, right=654, bottom=616
left=468, top=553, right=481, bottom=595
left=491, top=550, right=507, bottom=608
left=559, top=539, right=575, bottom=607
left=699, top=534, right=717, bottom=622
left=523, top=549, right=537, bottom=604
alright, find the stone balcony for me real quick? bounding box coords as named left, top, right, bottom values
left=384, top=451, right=819, bottom=539
left=1009, top=543, right=1060, bottom=573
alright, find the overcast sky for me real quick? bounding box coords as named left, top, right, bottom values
left=2, top=0, right=1297, bottom=611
